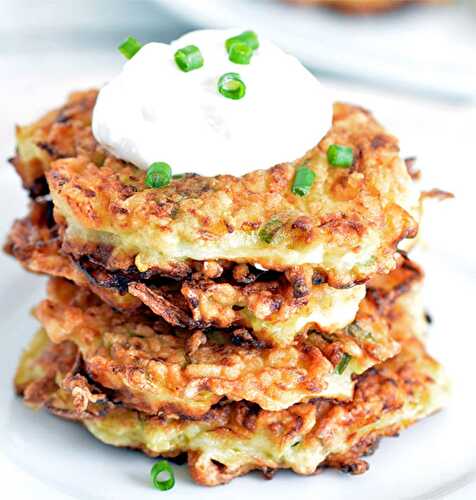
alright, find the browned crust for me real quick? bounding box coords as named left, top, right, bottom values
left=32, top=273, right=402, bottom=417
left=17, top=338, right=114, bottom=420
left=11, top=90, right=102, bottom=193
left=128, top=282, right=198, bottom=330
left=366, top=256, right=423, bottom=312
left=421, top=188, right=454, bottom=201
left=4, top=202, right=142, bottom=311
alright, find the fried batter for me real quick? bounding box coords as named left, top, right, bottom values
left=6, top=202, right=368, bottom=345
left=4, top=201, right=141, bottom=311
left=12, top=90, right=420, bottom=287
left=15, top=320, right=448, bottom=486
left=33, top=274, right=401, bottom=417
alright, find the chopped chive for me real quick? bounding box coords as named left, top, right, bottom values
left=118, top=36, right=142, bottom=59
left=174, top=45, right=204, bottom=72
left=228, top=42, right=253, bottom=65
left=335, top=353, right=352, bottom=375
left=347, top=322, right=375, bottom=342
left=327, top=144, right=353, bottom=168
left=291, top=166, right=316, bottom=197
left=346, top=322, right=362, bottom=337
left=258, top=219, right=283, bottom=244
left=217, top=72, right=246, bottom=100
left=150, top=460, right=175, bottom=491
left=225, top=31, right=259, bottom=53
left=145, top=162, right=172, bottom=188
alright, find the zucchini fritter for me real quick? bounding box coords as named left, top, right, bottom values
left=12, top=90, right=420, bottom=287
left=33, top=275, right=400, bottom=416
left=5, top=201, right=367, bottom=345
left=15, top=321, right=448, bottom=486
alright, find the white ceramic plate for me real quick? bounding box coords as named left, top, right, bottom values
left=152, top=0, right=476, bottom=102
left=1, top=48, right=475, bottom=500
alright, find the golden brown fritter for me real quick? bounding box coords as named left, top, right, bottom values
left=33, top=275, right=400, bottom=417
left=130, top=276, right=366, bottom=345
left=14, top=330, right=112, bottom=420
left=15, top=320, right=448, bottom=486
left=12, top=90, right=420, bottom=288
left=5, top=201, right=367, bottom=345
left=4, top=201, right=141, bottom=311
left=287, top=0, right=448, bottom=14
left=11, top=90, right=101, bottom=196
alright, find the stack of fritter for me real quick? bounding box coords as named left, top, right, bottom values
left=5, top=90, right=448, bottom=486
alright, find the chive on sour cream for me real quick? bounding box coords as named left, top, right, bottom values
left=92, top=29, right=332, bottom=177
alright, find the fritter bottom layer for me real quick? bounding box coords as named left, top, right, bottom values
left=15, top=325, right=448, bottom=486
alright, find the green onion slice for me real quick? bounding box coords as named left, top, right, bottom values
left=327, top=144, right=354, bottom=168
left=228, top=42, right=253, bottom=65
left=150, top=460, right=175, bottom=491
left=174, top=45, right=204, bottom=72
left=258, top=219, right=283, bottom=244
left=347, top=322, right=375, bottom=342
left=291, top=166, right=316, bottom=197
left=346, top=322, right=363, bottom=337
left=335, top=353, right=352, bottom=375
left=145, top=162, right=172, bottom=188
left=217, top=73, right=246, bottom=100
left=225, top=31, right=259, bottom=52
left=118, top=36, right=142, bottom=59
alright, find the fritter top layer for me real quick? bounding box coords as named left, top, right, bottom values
left=34, top=273, right=401, bottom=417
left=13, top=90, right=419, bottom=287
left=16, top=320, right=448, bottom=486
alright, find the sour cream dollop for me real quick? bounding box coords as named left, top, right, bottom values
left=92, top=29, right=332, bottom=176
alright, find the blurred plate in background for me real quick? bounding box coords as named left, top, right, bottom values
left=153, top=0, right=476, bottom=101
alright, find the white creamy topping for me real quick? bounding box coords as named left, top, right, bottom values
left=92, top=29, right=332, bottom=176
